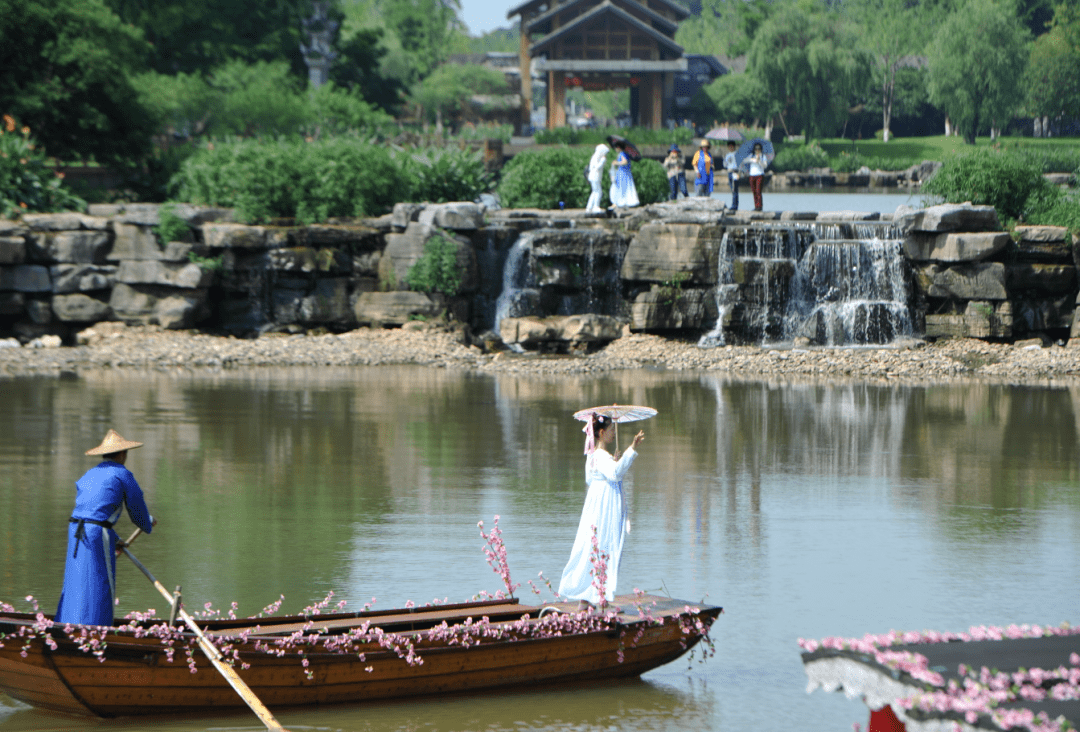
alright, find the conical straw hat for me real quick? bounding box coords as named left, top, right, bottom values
left=85, top=429, right=144, bottom=456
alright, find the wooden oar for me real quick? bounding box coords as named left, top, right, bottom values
left=119, top=542, right=287, bottom=732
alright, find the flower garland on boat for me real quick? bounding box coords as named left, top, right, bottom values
left=799, top=625, right=1080, bottom=732
left=0, top=517, right=717, bottom=678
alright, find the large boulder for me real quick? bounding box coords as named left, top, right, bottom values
left=354, top=291, right=444, bottom=326
left=0, top=292, right=23, bottom=315
left=0, top=265, right=51, bottom=292
left=0, top=219, right=27, bottom=237
left=202, top=223, right=287, bottom=250
left=417, top=202, right=486, bottom=230
left=109, top=223, right=159, bottom=261
left=268, top=247, right=352, bottom=274
left=50, top=264, right=117, bottom=293
left=895, top=203, right=1000, bottom=233
left=109, top=283, right=208, bottom=329
left=630, top=287, right=715, bottom=330
left=391, top=203, right=425, bottom=230
left=1011, top=225, right=1072, bottom=262
left=116, top=260, right=213, bottom=289
left=902, top=232, right=1010, bottom=262
left=925, top=301, right=1013, bottom=339
left=500, top=314, right=623, bottom=347
left=20, top=212, right=109, bottom=231
left=299, top=279, right=351, bottom=323
left=1006, top=263, right=1076, bottom=294
left=88, top=203, right=234, bottom=226
left=621, top=223, right=723, bottom=284
left=52, top=293, right=111, bottom=322
left=27, top=230, right=110, bottom=263
left=914, top=262, right=1008, bottom=300
left=287, top=224, right=382, bottom=249
left=0, top=236, right=25, bottom=265
left=379, top=222, right=477, bottom=293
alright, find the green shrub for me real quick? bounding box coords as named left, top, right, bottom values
left=534, top=126, right=693, bottom=146
left=497, top=146, right=669, bottom=209
left=1027, top=190, right=1080, bottom=233
left=921, top=148, right=1057, bottom=222
left=497, top=147, right=600, bottom=209
left=403, top=146, right=491, bottom=204
left=406, top=233, right=462, bottom=296
left=174, top=137, right=408, bottom=223
left=633, top=158, right=670, bottom=205
left=772, top=143, right=830, bottom=172
left=0, top=115, right=85, bottom=217
left=155, top=203, right=189, bottom=243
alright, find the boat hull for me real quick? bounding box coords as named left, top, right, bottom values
left=0, top=594, right=719, bottom=717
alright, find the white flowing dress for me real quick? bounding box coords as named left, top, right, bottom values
left=558, top=446, right=637, bottom=603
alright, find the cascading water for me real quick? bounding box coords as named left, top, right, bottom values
left=493, top=231, right=538, bottom=338
left=784, top=222, right=911, bottom=345
left=699, top=221, right=911, bottom=347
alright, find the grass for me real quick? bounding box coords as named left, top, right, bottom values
left=797, top=135, right=1080, bottom=171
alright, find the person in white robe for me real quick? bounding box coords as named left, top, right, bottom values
left=585, top=143, right=609, bottom=213
left=558, top=413, right=645, bottom=607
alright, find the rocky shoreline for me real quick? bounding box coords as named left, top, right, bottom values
left=4, top=322, right=1080, bottom=384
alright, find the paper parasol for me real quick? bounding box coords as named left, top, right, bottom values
left=574, top=404, right=656, bottom=452
left=573, top=404, right=657, bottom=423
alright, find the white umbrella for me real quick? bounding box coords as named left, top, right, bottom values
left=574, top=404, right=657, bottom=452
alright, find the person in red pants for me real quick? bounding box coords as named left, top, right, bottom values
left=747, top=142, right=768, bottom=211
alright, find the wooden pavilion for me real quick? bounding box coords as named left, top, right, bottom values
left=507, top=0, right=690, bottom=130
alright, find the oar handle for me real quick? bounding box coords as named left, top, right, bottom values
left=120, top=546, right=288, bottom=732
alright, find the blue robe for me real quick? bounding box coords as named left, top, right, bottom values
left=55, top=461, right=154, bottom=626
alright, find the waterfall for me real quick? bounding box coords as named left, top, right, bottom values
left=698, top=233, right=735, bottom=347
left=784, top=234, right=912, bottom=345
left=492, top=232, right=538, bottom=337
left=698, top=221, right=911, bottom=347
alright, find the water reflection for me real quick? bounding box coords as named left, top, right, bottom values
left=2, top=368, right=1079, bottom=732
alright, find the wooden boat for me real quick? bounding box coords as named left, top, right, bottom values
left=0, top=593, right=720, bottom=717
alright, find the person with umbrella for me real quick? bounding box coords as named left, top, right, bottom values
left=559, top=407, right=648, bottom=608
left=608, top=140, right=639, bottom=209
left=736, top=140, right=772, bottom=211
left=55, top=429, right=157, bottom=626
left=724, top=140, right=740, bottom=211
left=692, top=139, right=713, bottom=198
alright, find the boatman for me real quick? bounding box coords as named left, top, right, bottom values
left=56, top=429, right=157, bottom=626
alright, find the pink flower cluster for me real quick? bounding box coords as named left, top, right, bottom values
left=798, top=623, right=1080, bottom=732
left=478, top=516, right=521, bottom=599
left=588, top=525, right=609, bottom=609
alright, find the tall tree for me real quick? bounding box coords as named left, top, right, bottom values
left=748, top=4, right=872, bottom=141
left=847, top=0, right=924, bottom=142
left=383, top=0, right=467, bottom=81
left=104, top=0, right=314, bottom=76
left=0, top=0, right=155, bottom=164
left=1025, top=3, right=1080, bottom=132
left=927, top=0, right=1031, bottom=144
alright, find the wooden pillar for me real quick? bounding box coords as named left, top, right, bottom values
left=519, top=26, right=532, bottom=132
left=650, top=72, right=663, bottom=129
left=547, top=72, right=566, bottom=129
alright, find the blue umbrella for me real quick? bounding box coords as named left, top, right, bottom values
left=736, top=138, right=775, bottom=170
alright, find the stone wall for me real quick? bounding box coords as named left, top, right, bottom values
left=1, top=200, right=1077, bottom=349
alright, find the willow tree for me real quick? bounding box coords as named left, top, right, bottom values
left=847, top=0, right=926, bottom=142
left=748, top=5, right=871, bottom=142
left=927, top=0, right=1031, bottom=144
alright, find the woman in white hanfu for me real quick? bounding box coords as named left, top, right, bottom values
left=558, top=413, right=645, bottom=607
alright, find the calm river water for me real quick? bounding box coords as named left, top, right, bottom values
left=2, top=367, right=1079, bottom=732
